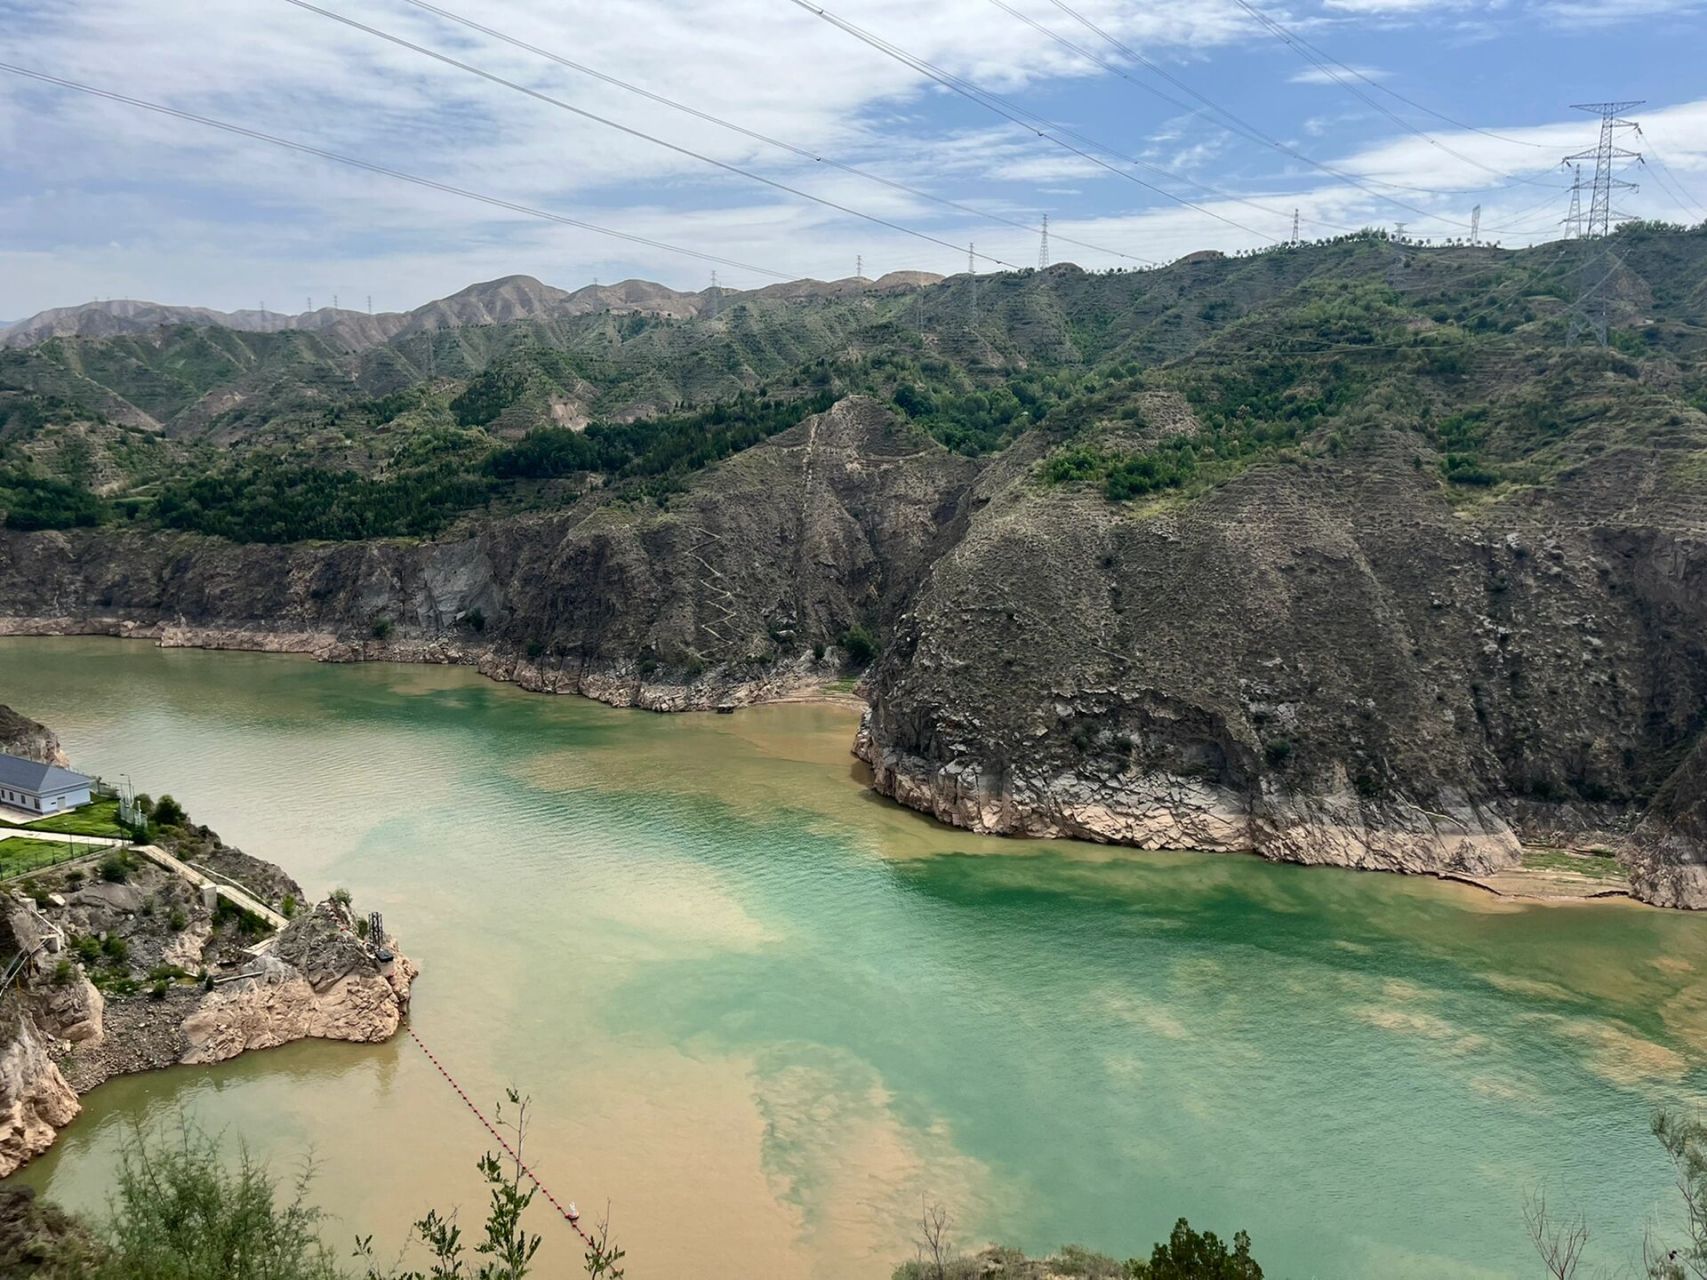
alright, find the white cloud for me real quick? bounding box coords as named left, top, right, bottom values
left=0, top=0, right=1700, bottom=315
left=1289, top=65, right=1391, bottom=85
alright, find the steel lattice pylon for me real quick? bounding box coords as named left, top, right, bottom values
left=1565, top=101, right=1643, bottom=238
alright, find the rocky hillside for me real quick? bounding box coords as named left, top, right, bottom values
left=1, top=226, right=1704, bottom=905
left=0, top=791, right=415, bottom=1175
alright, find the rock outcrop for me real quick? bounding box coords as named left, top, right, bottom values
left=1625, top=737, right=1707, bottom=909
left=0, top=706, right=69, bottom=767
left=180, top=901, right=417, bottom=1064
left=2, top=833, right=416, bottom=1173
left=0, top=1006, right=80, bottom=1178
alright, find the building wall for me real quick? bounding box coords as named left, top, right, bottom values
left=0, top=784, right=91, bottom=812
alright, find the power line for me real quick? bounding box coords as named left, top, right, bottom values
left=392, top=0, right=1155, bottom=268
left=282, top=0, right=1029, bottom=272
left=985, top=0, right=1434, bottom=231
left=1040, top=0, right=1562, bottom=206
left=1635, top=127, right=1707, bottom=220
left=1227, top=0, right=1563, bottom=178
left=785, top=0, right=1286, bottom=243
left=0, top=61, right=789, bottom=278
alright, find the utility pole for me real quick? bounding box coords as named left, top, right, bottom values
left=1565, top=101, right=1643, bottom=238
left=1038, top=214, right=1049, bottom=270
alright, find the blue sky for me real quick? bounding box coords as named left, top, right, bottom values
left=1, top=0, right=1704, bottom=317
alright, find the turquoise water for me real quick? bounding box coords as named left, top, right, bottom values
left=4, top=638, right=1705, bottom=1278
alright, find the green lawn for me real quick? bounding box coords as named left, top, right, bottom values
left=23, top=796, right=128, bottom=838
left=0, top=835, right=92, bottom=880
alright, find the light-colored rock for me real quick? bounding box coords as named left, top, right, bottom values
left=179, top=902, right=417, bottom=1065
left=0, top=1013, right=80, bottom=1178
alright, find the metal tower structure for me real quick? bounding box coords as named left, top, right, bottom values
left=856, top=254, right=863, bottom=280
left=708, top=270, right=719, bottom=318
left=1562, top=165, right=1585, bottom=238
left=1470, top=205, right=1481, bottom=246
left=1038, top=214, right=1049, bottom=270
left=1291, top=208, right=1300, bottom=247
left=967, top=243, right=977, bottom=325
left=1565, top=101, right=1643, bottom=237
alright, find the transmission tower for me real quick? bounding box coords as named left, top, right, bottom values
left=1393, top=223, right=1406, bottom=244
left=1038, top=214, right=1049, bottom=270
left=1562, top=165, right=1585, bottom=238
left=333, top=294, right=339, bottom=311
left=967, top=243, right=977, bottom=325
left=367, top=295, right=373, bottom=314
left=1565, top=101, right=1643, bottom=237
left=856, top=254, right=863, bottom=280
left=1470, top=204, right=1481, bottom=246
left=1291, top=208, right=1300, bottom=247
left=709, top=270, right=719, bottom=319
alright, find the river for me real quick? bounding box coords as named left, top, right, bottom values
left=5, top=637, right=1705, bottom=1278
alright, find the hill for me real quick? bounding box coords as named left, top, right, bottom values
left=1, top=222, right=1704, bottom=905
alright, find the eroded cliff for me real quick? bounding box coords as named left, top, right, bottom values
left=3, top=382, right=1705, bottom=903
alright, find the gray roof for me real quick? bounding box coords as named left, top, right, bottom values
left=0, top=752, right=93, bottom=795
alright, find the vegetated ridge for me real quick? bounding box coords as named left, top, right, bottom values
left=2, top=225, right=1705, bottom=905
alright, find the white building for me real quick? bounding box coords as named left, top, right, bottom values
left=0, top=753, right=94, bottom=816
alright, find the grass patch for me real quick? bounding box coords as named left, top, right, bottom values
left=0, top=835, right=92, bottom=879
left=23, top=796, right=128, bottom=837
left=1518, top=846, right=1628, bottom=881
left=825, top=677, right=860, bottom=694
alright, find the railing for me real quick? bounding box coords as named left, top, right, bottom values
left=0, top=840, right=111, bottom=883
left=0, top=943, right=40, bottom=996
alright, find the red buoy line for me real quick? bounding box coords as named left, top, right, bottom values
left=316, top=908, right=597, bottom=1249
left=406, top=1025, right=598, bottom=1249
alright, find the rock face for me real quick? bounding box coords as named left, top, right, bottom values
left=1625, top=737, right=1707, bottom=908
left=857, top=426, right=1707, bottom=890
left=0, top=1007, right=80, bottom=1178
left=0, top=397, right=977, bottom=711
left=1, top=395, right=1704, bottom=904
left=3, top=864, right=417, bottom=1173
left=0, top=705, right=70, bottom=767
left=180, top=901, right=417, bottom=1064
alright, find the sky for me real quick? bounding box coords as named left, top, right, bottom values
left=1, top=0, right=1704, bottom=318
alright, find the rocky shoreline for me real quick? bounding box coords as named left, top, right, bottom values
left=0, top=710, right=416, bottom=1177
left=1, top=880, right=416, bottom=1177
left=2, top=622, right=1691, bottom=916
